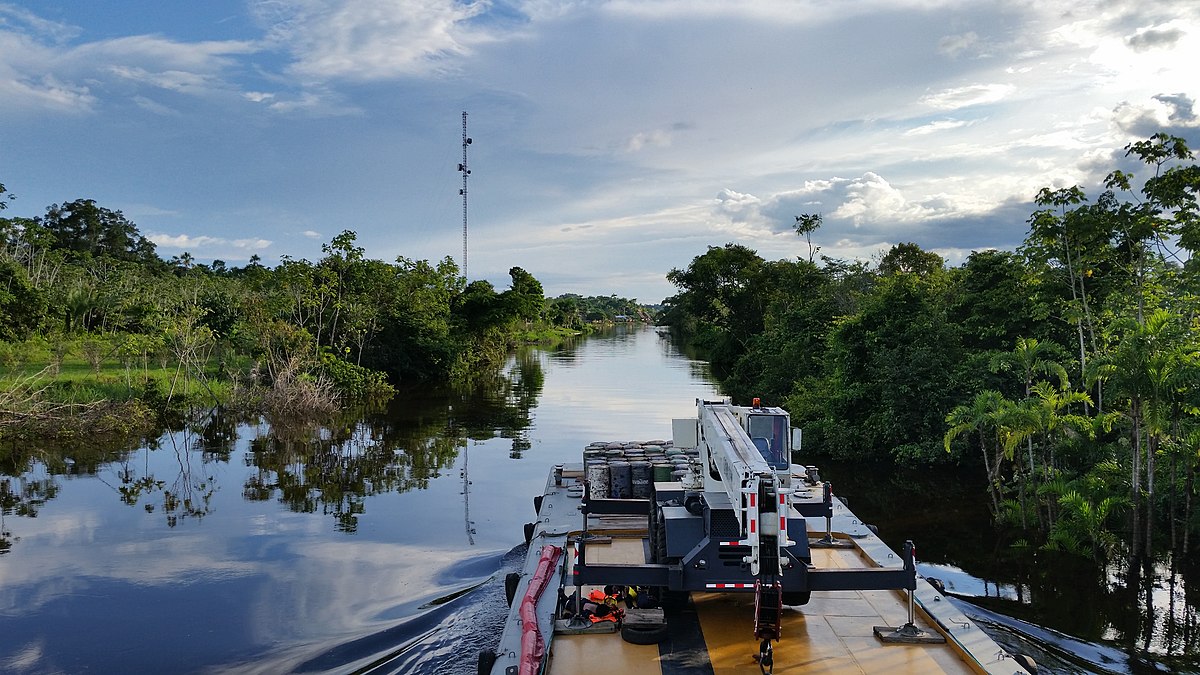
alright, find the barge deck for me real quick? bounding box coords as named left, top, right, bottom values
left=485, top=462, right=1030, bottom=675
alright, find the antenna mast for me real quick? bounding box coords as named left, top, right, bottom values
left=458, top=111, right=472, bottom=277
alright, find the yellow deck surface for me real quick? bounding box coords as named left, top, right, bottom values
left=548, top=540, right=979, bottom=675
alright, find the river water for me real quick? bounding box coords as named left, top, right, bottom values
left=0, top=326, right=1196, bottom=674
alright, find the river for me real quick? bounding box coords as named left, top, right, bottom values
left=0, top=326, right=1196, bottom=673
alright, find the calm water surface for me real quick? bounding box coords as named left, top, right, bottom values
left=1, top=326, right=1197, bottom=673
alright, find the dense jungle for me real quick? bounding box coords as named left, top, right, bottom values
left=661, top=133, right=1200, bottom=582
left=0, top=182, right=650, bottom=448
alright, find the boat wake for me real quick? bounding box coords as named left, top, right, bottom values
left=942, top=589, right=1192, bottom=675
left=289, top=544, right=526, bottom=675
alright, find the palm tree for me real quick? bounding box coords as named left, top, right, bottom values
left=1088, top=309, right=1197, bottom=556
left=945, top=390, right=1013, bottom=517
left=991, top=338, right=1069, bottom=465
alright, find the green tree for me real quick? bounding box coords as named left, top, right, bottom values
left=0, top=259, right=46, bottom=341
left=944, top=390, right=1016, bottom=517
left=501, top=266, right=544, bottom=326
left=38, top=199, right=159, bottom=265
left=822, top=261, right=961, bottom=462
left=1088, top=309, right=1198, bottom=556
left=990, top=337, right=1069, bottom=474
left=793, top=213, right=821, bottom=263
left=663, top=243, right=766, bottom=374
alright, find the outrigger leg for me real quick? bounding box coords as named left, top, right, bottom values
left=873, top=541, right=946, bottom=645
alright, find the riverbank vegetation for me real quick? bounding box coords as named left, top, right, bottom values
left=661, top=133, right=1200, bottom=564
left=0, top=184, right=652, bottom=442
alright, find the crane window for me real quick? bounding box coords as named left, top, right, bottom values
left=748, top=414, right=787, bottom=468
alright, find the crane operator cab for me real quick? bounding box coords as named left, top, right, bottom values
left=745, top=401, right=790, bottom=469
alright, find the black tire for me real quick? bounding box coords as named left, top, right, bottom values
left=534, top=495, right=543, bottom=514
left=523, top=522, right=535, bottom=544
left=505, top=572, right=521, bottom=607
left=477, top=649, right=497, bottom=675
left=781, top=591, right=811, bottom=606
left=652, top=506, right=667, bottom=563
left=621, top=622, right=669, bottom=645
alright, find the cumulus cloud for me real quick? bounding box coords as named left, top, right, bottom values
left=713, top=188, right=764, bottom=223
left=1112, top=96, right=1200, bottom=138
left=719, top=173, right=939, bottom=232
left=828, top=172, right=932, bottom=226
left=1154, top=93, right=1198, bottom=124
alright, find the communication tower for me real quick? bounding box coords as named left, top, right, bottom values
left=457, top=111, right=472, bottom=276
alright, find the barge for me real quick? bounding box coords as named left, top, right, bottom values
left=482, top=399, right=1034, bottom=674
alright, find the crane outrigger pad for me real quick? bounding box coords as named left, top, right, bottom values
left=874, top=624, right=948, bottom=644
left=808, top=537, right=855, bottom=549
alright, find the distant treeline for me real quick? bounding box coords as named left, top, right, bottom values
left=662, top=133, right=1200, bottom=562
left=0, top=186, right=653, bottom=434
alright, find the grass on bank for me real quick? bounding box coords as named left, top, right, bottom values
left=0, top=336, right=238, bottom=442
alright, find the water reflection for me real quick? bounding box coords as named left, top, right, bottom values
left=0, top=346, right=545, bottom=543
left=241, top=350, right=545, bottom=532
left=819, top=459, right=1200, bottom=671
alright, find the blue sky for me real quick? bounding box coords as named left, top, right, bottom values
left=1, top=1, right=1198, bottom=302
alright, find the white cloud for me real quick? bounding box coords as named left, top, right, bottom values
left=0, top=3, right=81, bottom=43
left=713, top=188, right=764, bottom=223
left=254, top=0, right=489, bottom=81
left=150, top=233, right=273, bottom=252
left=904, top=119, right=970, bottom=136
left=72, top=35, right=258, bottom=71
left=265, top=89, right=358, bottom=115
left=302, top=230, right=321, bottom=239
left=0, top=72, right=95, bottom=112
left=920, top=83, right=1015, bottom=110
left=0, top=6, right=261, bottom=115
left=829, top=172, right=930, bottom=226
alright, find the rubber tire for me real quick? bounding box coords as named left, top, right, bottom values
left=782, top=591, right=811, bottom=606
left=653, top=506, right=667, bottom=563
left=621, top=622, right=669, bottom=645
left=534, top=495, right=543, bottom=514
left=504, top=572, right=521, bottom=607
left=477, top=649, right=497, bottom=675
left=523, top=522, right=535, bottom=544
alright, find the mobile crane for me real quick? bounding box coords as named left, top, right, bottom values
left=574, top=398, right=920, bottom=671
